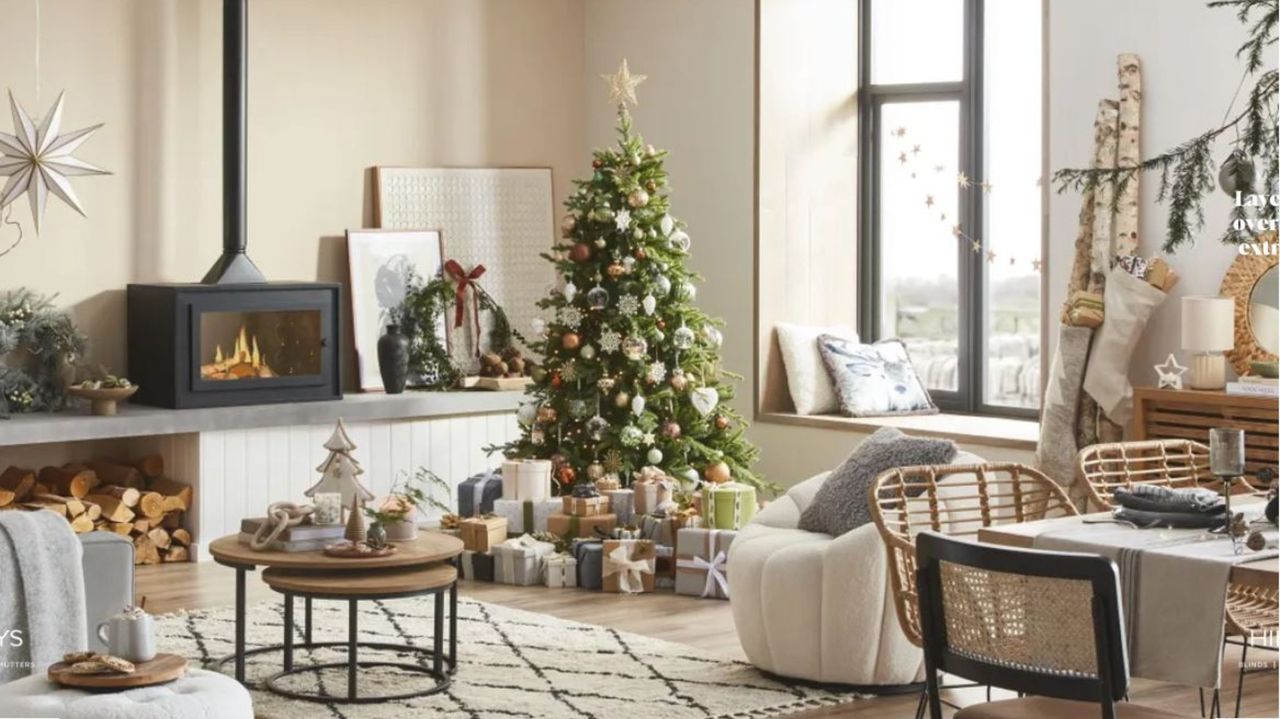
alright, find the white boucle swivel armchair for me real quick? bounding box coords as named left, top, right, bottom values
left=727, top=451, right=983, bottom=687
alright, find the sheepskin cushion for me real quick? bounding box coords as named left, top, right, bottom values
left=775, top=323, right=857, bottom=415
left=0, top=668, right=252, bottom=719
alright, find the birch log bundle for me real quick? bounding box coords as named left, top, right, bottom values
left=0, top=454, right=193, bottom=565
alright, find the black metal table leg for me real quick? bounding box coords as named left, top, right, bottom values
left=304, top=596, right=313, bottom=646
left=235, top=567, right=247, bottom=683
left=449, top=579, right=457, bottom=669
left=348, top=599, right=358, bottom=701
left=283, top=592, right=294, bottom=672
left=433, top=590, right=444, bottom=676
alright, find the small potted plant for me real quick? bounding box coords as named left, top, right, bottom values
left=364, top=467, right=451, bottom=545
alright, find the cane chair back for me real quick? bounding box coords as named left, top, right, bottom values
left=869, top=462, right=1079, bottom=647
left=1077, top=439, right=1210, bottom=511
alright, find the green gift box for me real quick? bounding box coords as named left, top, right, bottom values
left=700, top=482, right=757, bottom=530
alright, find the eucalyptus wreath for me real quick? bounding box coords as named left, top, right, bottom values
left=391, top=269, right=459, bottom=390
left=0, top=288, right=88, bottom=415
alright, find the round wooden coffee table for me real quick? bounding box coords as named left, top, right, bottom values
left=207, top=533, right=464, bottom=685
left=260, top=563, right=459, bottom=704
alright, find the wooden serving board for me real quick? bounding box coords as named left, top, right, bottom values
left=48, top=653, right=187, bottom=689
left=460, top=375, right=533, bottom=391
left=323, top=542, right=397, bottom=559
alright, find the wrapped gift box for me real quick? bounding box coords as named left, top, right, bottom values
left=572, top=539, right=604, bottom=590
left=500, top=459, right=553, bottom=501
left=654, top=545, right=676, bottom=590
left=602, top=539, right=657, bottom=594
left=562, top=495, right=610, bottom=517
left=602, top=488, right=634, bottom=525
left=639, top=514, right=676, bottom=548
left=701, top=482, right=757, bottom=530
left=492, top=498, right=561, bottom=535
left=493, top=534, right=556, bottom=586
left=458, top=470, right=504, bottom=517
left=460, top=515, right=508, bottom=552
left=544, top=553, right=578, bottom=588
left=633, top=470, right=675, bottom=516
left=594, top=475, right=621, bottom=493
left=547, top=512, right=616, bottom=539
left=675, top=527, right=735, bottom=599
left=460, top=550, right=494, bottom=582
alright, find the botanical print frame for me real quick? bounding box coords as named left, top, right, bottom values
left=346, top=228, right=445, bottom=392
left=373, top=167, right=554, bottom=374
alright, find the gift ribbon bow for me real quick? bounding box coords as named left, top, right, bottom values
left=604, top=543, right=653, bottom=593
left=444, top=259, right=486, bottom=357
left=678, top=550, right=728, bottom=598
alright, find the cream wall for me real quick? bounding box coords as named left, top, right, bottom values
left=0, top=0, right=585, bottom=388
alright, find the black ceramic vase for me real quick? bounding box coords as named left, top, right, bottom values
left=377, top=324, right=410, bottom=394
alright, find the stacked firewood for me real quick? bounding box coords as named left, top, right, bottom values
left=0, top=454, right=193, bottom=565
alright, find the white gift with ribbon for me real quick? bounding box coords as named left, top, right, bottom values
left=544, top=553, right=578, bottom=588
left=493, top=533, right=555, bottom=585
left=501, top=459, right=553, bottom=501
left=677, top=550, right=728, bottom=598
left=604, top=543, right=653, bottom=594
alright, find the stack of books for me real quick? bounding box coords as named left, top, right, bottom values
left=1225, top=376, right=1279, bottom=398
left=239, top=517, right=345, bottom=551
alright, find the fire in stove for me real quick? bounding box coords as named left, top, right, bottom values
left=202, top=325, right=277, bottom=380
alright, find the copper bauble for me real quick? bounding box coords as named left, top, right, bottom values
left=670, top=372, right=689, bottom=391
left=646, top=180, right=656, bottom=192
left=560, top=215, right=577, bottom=238
left=634, top=247, right=647, bottom=261
left=536, top=406, right=558, bottom=423
left=705, top=461, right=732, bottom=484
left=662, top=420, right=682, bottom=439
left=627, top=188, right=650, bottom=208
left=569, top=243, right=593, bottom=264
left=614, top=391, right=630, bottom=408
left=592, top=158, right=603, bottom=169
left=550, top=372, right=563, bottom=389
left=557, top=466, right=577, bottom=485
left=606, top=263, right=625, bottom=279
left=561, top=332, right=582, bottom=350
left=715, top=415, right=730, bottom=430
left=656, top=319, right=666, bottom=330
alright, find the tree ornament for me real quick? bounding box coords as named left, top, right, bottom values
left=557, top=466, right=577, bottom=485
left=532, top=367, right=548, bottom=383
left=622, top=335, right=649, bottom=361
left=691, top=386, right=719, bottom=417
left=550, top=371, right=563, bottom=389
left=680, top=468, right=701, bottom=486
left=517, top=401, right=539, bottom=426
left=641, top=294, right=657, bottom=315
left=563, top=282, right=578, bottom=302
left=594, top=238, right=607, bottom=248
left=618, top=294, right=640, bottom=316
left=662, top=420, right=682, bottom=439
left=673, top=325, right=696, bottom=350
left=559, top=306, right=583, bottom=329
left=561, top=332, right=581, bottom=350
left=652, top=329, right=665, bottom=343
left=536, top=405, right=559, bottom=423
left=660, top=214, right=675, bottom=236
left=631, top=394, right=646, bottom=416
left=628, top=188, right=650, bottom=208
left=601, top=58, right=648, bottom=107
left=550, top=452, right=568, bottom=468
left=646, top=361, right=667, bottom=384
left=568, top=398, right=591, bottom=418
left=670, top=369, right=689, bottom=391
left=587, top=463, right=605, bottom=480
left=531, top=317, right=547, bottom=337
left=621, top=256, right=636, bottom=273
left=634, top=247, right=647, bottom=260
left=614, top=208, right=633, bottom=232
left=531, top=428, right=546, bottom=445
left=632, top=227, right=645, bottom=240
left=587, top=285, right=610, bottom=310
left=344, top=494, right=367, bottom=544
left=599, top=328, right=622, bottom=353
left=1219, top=148, right=1256, bottom=196
left=703, top=326, right=724, bottom=348
left=670, top=230, right=691, bottom=253
left=620, top=425, right=644, bottom=446
left=656, top=319, right=667, bottom=330
left=613, top=391, right=630, bottom=408
left=715, top=414, right=731, bottom=430
left=655, top=274, right=672, bottom=296
left=570, top=242, right=593, bottom=263
left=586, top=415, right=610, bottom=440
left=606, top=262, right=625, bottom=279
left=647, top=447, right=664, bottom=464
left=646, top=180, right=657, bottom=192
left=597, top=376, right=616, bottom=392
left=306, top=419, right=376, bottom=511
left=580, top=344, right=597, bottom=360
left=560, top=214, right=577, bottom=238
left=681, top=281, right=698, bottom=300
left=592, top=158, right=603, bottom=170
left=705, top=461, right=732, bottom=485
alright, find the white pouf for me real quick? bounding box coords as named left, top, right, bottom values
left=0, top=668, right=252, bottom=719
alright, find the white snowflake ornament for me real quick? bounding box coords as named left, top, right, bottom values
left=646, top=361, right=667, bottom=384
left=599, top=328, right=622, bottom=354
left=618, top=294, right=640, bottom=316
left=614, top=208, right=632, bottom=233
left=559, top=306, right=583, bottom=329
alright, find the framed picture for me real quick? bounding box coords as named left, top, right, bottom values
left=346, top=229, right=445, bottom=392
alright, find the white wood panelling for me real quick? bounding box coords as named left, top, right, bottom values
left=194, top=412, right=519, bottom=553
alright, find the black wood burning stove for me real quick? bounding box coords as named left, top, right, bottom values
left=127, top=0, right=342, bottom=408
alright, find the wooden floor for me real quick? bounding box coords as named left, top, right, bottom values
left=139, top=562, right=1279, bottom=718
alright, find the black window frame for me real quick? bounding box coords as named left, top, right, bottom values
left=857, top=0, right=1037, bottom=420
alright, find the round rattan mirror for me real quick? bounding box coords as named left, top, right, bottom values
left=1221, top=232, right=1279, bottom=376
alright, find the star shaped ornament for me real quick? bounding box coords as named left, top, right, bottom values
left=0, top=91, right=109, bottom=233
left=1154, top=354, right=1187, bottom=389
left=602, top=59, right=647, bottom=107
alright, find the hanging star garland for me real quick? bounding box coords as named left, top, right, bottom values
left=0, top=91, right=109, bottom=233
left=601, top=59, right=647, bottom=108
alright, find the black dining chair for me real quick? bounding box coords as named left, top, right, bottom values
left=914, top=531, right=1194, bottom=719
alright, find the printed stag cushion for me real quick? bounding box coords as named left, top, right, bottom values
left=817, top=335, right=937, bottom=417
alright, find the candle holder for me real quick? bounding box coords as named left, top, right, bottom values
left=1210, top=428, right=1246, bottom=543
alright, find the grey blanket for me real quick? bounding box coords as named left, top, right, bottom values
left=0, top=509, right=86, bottom=681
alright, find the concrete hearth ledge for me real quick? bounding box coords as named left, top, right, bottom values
left=0, top=391, right=523, bottom=447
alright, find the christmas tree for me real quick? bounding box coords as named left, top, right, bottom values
left=499, top=60, right=766, bottom=495
left=306, top=418, right=375, bottom=511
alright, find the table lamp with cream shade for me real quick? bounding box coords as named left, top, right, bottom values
left=1181, top=295, right=1235, bottom=389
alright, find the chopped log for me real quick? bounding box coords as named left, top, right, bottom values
left=133, top=519, right=151, bottom=534
left=160, top=511, right=183, bottom=530
left=89, top=461, right=145, bottom=490
left=133, top=454, right=165, bottom=479
left=83, top=494, right=135, bottom=523
left=92, top=485, right=141, bottom=508
left=22, top=500, right=67, bottom=517
left=109, top=522, right=134, bottom=537
left=146, top=477, right=192, bottom=510
left=83, top=502, right=102, bottom=522
left=39, top=466, right=97, bottom=499
left=137, top=492, right=165, bottom=520
left=133, top=535, right=161, bottom=565
left=30, top=481, right=51, bottom=496
left=163, top=545, right=190, bottom=563
left=0, top=467, right=36, bottom=504
left=68, top=514, right=95, bottom=533
left=0, top=488, right=13, bottom=508
left=171, top=528, right=192, bottom=546
left=147, top=527, right=172, bottom=550
left=161, top=496, right=187, bottom=514
left=33, top=494, right=86, bottom=517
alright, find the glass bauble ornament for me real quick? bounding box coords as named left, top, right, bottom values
left=568, top=399, right=590, bottom=418
left=670, top=369, right=688, bottom=391
left=631, top=394, right=646, bottom=416
left=570, top=242, right=593, bottom=263
left=642, top=294, right=657, bottom=315
left=622, top=335, right=649, bottom=361
left=673, top=326, right=696, bottom=350
left=587, top=463, right=605, bottom=480
left=517, top=401, right=538, bottom=427
left=628, top=188, right=650, bottom=208
left=594, top=238, right=607, bottom=249
left=622, top=256, right=636, bottom=273
left=652, top=329, right=665, bottom=343
left=633, top=228, right=645, bottom=240
left=587, top=285, right=610, bottom=311
left=614, top=391, right=630, bottom=408
left=654, top=274, right=672, bottom=296
left=680, top=468, right=700, bottom=485
left=580, top=344, right=597, bottom=360
left=660, top=214, right=675, bottom=236
left=705, top=461, right=732, bottom=484
left=620, top=425, right=644, bottom=446
left=703, top=326, right=723, bottom=348
left=715, top=414, right=731, bottom=430
left=531, top=317, right=547, bottom=337
left=670, top=230, right=691, bottom=253
left=560, top=214, right=577, bottom=238
left=586, top=415, right=610, bottom=440
left=647, top=448, right=664, bottom=464
left=681, top=281, right=697, bottom=300
left=606, top=263, right=625, bottom=279
left=563, top=282, right=578, bottom=302
left=557, top=466, right=576, bottom=485
left=662, top=420, right=682, bottom=439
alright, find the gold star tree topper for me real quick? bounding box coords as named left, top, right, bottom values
left=0, top=91, right=109, bottom=233
left=602, top=59, right=647, bottom=107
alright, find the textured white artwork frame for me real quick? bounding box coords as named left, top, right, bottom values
left=374, top=167, right=554, bottom=373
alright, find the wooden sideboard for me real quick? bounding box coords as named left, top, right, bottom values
left=1132, top=387, right=1278, bottom=484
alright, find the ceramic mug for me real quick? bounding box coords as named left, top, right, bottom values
left=96, top=611, right=156, bottom=662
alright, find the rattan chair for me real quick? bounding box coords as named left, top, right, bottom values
left=1078, top=439, right=1278, bottom=718
left=915, top=532, right=1192, bottom=719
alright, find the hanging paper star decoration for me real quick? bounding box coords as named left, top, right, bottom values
left=602, top=59, right=647, bottom=108
left=1154, top=354, right=1187, bottom=389
left=0, top=91, right=108, bottom=233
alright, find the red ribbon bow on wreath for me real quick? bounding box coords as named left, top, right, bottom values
left=444, top=259, right=487, bottom=356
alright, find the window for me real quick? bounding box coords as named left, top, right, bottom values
left=858, top=0, right=1042, bottom=416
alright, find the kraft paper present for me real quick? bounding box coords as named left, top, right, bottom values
left=492, top=498, right=560, bottom=535
left=571, top=539, right=604, bottom=590
left=493, top=534, right=556, bottom=586
left=675, top=527, right=735, bottom=599
left=547, top=512, right=616, bottom=539
left=457, top=471, right=504, bottom=517
left=544, top=553, right=578, bottom=588
left=700, top=482, right=757, bottom=530
left=460, top=515, right=508, bottom=552
left=633, top=470, right=675, bottom=516
left=460, top=550, right=494, bottom=582
left=594, top=475, right=621, bottom=493
left=602, top=488, right=634, bottom=525
left=639, top=514, right=677, bottom=547
left=562, top=495, right=610, bottom=517
left=602, top=539, right=656, bottom=594
left=500, top=459, right=553, bottom=501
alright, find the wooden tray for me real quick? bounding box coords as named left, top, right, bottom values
left=48, top=653, right=187, bottom=689
left=324, top=542, right=397, bottom=558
